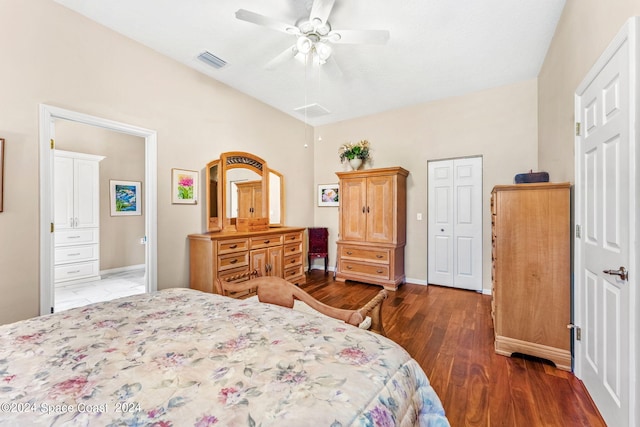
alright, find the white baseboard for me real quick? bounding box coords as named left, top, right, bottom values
left=100, top=264, right=145, bottom=276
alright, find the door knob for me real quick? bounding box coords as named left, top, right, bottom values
left=603, top=266, right=628, bottom=281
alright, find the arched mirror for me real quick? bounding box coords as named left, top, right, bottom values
left=206, top=152, right=286, bottom=232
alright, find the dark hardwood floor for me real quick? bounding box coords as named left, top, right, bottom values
left=301, top=270, right=607, bottom=427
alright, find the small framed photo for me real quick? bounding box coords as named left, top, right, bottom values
left=318, top=183, right=339, bottom=207
left=110, top=180, right=142, bottom=216
left=172, top=168, right=198, bottom=204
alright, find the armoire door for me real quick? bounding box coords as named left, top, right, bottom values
left=427, top=156, right=482, bottom=291
left=339, top=177, right=368, bottom=241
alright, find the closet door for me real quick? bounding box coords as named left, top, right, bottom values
left=428, top=157, right=483, bottom=291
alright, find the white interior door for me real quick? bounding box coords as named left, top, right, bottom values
left=428, top=157, right=482, bottom=291
left=574, top=18, right=637, bottom=427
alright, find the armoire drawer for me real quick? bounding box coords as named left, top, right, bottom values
left=55, top=229, right=99, bottom=246
left=339, top=261, right=390, bottom=280
left=55, top=244, right=99, bottom=265
left=284, top=242, right=302, bottom=256
left=283, top=231, right=303, bottom=244
left=284, top=253, right=302, bottom=268
left=284, top=264, right=304, bottom=281
left=340, top=246, right=390, bottom=263
left=55, top=261, right=99, bottom=283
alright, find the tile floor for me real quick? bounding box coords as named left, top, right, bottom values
left=54, top=268, right=146, bottom=312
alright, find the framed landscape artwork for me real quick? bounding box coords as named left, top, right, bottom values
left=110, top=180, right=142, bottom=216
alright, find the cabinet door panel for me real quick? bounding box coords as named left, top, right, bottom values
left=340, top=178, right=367, bottom=241
left=75, top=158, right=101, bottom=229
left=366, top=175, right=395, bottom=243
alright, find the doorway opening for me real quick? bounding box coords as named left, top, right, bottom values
left=39, top=104, right=158, bottom=315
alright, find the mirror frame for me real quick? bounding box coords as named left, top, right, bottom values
left=220, top=151, right=268, bottom=231
left=205, top=159, right=221, bottom=232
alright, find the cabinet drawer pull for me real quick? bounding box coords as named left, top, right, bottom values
left=67, top=236, right=81, bottom=239
left=290, top=248, right=295, bottom=252
left=67, top=253, right=81, bottom=257
left=346, top=265, right=353, bottom=270
left=264, top=240, right=270, bottom=244
left=346, top=251, right=353, bottom=255
left=67, top=270, right=80, bottom=274
left=377, top=270, right=383, bottom=274
left=229, top=244, right=237, bottom=249
left=362, top=207, right=366, bottom=213
left=230, top=259, right=238, bottom=264
left=290, top=259, right=295, bottom=264
left=376, top=255, right=383, bottom=258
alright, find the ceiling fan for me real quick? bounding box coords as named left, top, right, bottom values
left=235, top=0, right=390, bottom=69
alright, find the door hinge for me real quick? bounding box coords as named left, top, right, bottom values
left=575, top=122, right=581, bottom=136
left=51, top=307, right=54, bottom=314
left=575, top=224, right=581, bottom=238
left=50, top=222, right=54, bottom=233
left=50, top=138, right=55, bottom=149
left=567, top=324, right=581, bottom=341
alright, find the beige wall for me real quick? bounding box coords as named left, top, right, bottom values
left=314, top=79, right=539, bottom=292
left=0, top=0, right=314, bottom=324
left=538, top=0, right=640, bottom=180
left=55, top=120, right=146, bottom=271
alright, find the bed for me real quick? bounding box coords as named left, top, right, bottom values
left=0, top=287, right=449, bottom=426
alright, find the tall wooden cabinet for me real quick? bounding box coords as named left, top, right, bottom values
left=53, top=150, right=105, bottom=285
left=335, top=167, right=408, bottom=290
left=491, top=182, right=571, bottom=371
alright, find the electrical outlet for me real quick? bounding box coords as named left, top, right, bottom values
left=417, top=213, right=423, bottom=221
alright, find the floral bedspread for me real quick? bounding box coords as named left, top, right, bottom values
left=0, top=288, right=449, bottom=426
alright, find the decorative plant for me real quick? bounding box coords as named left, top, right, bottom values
left=339, top=140, right=371, bottom=163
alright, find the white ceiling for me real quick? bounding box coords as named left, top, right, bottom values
left=53, top=0, right=566, bottom=126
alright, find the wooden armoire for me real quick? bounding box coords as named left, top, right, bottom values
left=491, top=182, right=571, bottom=370
left=335, top=167, right=408, bottom=290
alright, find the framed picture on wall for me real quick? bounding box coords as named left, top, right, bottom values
left=110, top=180, right=142, bottom=216
left=318, top=184, right=339, bottom=207
left=171, top=168, right=198, bottom=204
left=0, top=138, right=4, bottom=212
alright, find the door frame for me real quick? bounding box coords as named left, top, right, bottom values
left=39, top=104, right=158, bottom=315
left=573, top=17, right=638, bottom=426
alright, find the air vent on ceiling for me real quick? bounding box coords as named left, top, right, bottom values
left=197, top=51, right=227, bottom=69
left=294, top=103, right=331, bottom=118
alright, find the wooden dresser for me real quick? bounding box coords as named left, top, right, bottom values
left=335, top=167, right=408, bottom=290
left=491, top=182, right=571, bottom=370
left=189, top=227, right=306, bottom=295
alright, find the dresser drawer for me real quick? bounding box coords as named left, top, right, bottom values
left=284, top=264, right=304, bottom=281
left=55, top=244, right=99, bottom=265
left=55, top=261, right=99, bottom=283
left=55, top=229, right=99, bottom=246
left=284, top=242, right=302, bottom=256
left=339, top=260, right=390, bottom=280
left=340, top=246, right=389, bottom=263
left=218, top=238, right=249, bottom=254
left=283, top=231, right=303, bottom=244
left=284, top=253, right=302, bottom=268
left=249, top=234, right=283, bottom=249
left=218, top=251, right=249, bottom=271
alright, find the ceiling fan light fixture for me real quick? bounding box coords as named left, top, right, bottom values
left=316, top=42, right=332, bottom=61
left=296, top=36, right=313, bottom=54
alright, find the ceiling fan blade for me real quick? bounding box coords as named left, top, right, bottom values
left=235, top=9, right=300, bottom=35
left=264, top=44, right=298, bottom=70
left=329, top=29, right=390, bottom=44
left=309, top=0, right=336, bottom=24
